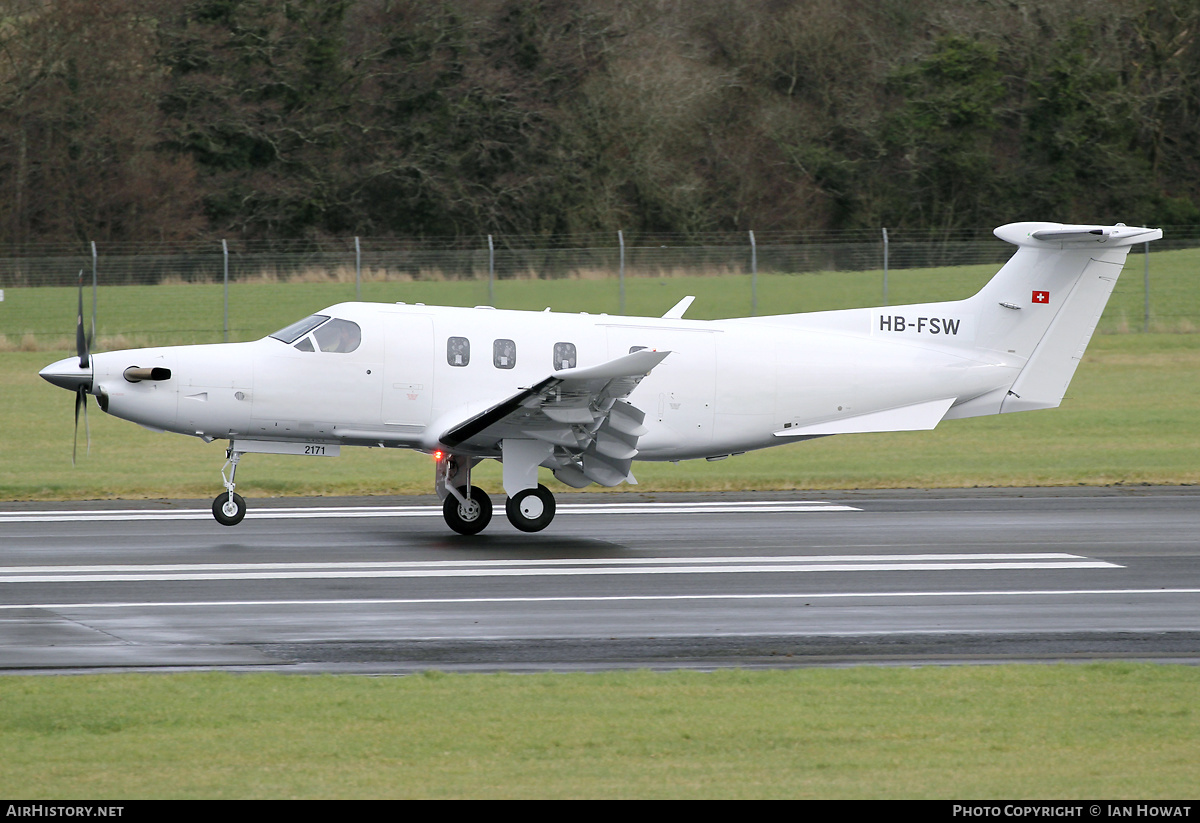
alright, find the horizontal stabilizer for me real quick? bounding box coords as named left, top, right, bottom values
left=995, top=222, right=1162, bottom=248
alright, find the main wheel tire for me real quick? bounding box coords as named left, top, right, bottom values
left=443, top=485, right=492, bottom=535
left=505, top=484, right=556, bottom=533
left=212, top=492, right=247, bottom=526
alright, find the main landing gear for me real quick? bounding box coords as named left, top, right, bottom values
left=437, top=452, right=558, bottom=535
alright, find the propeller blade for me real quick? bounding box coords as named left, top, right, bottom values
left=73, top=386, right=84, bottom=465
left=76, top=270, right=89, bottom=369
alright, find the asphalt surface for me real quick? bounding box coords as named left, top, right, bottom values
left=2, top=487, right=1198, bottom=673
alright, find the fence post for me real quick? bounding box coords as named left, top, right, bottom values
left=1144, top=241, right=1150, bottom=333
left=355, top=236, right=361, bottom=301
left=749, top=230, right=757, bottom=316
left=222, top=239, right=229, bottom=343
left=487, top=234, right=495, bottom=306
left=90, top=241, right=97, bottom=343
left=618, top=229, right=626, bottom=315
left=882, top=227, right=889, bottom=307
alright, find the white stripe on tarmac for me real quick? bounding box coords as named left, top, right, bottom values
left=0, top=588, right=1189, bottom=612
left=0, top=500, right=858, bottom=523
left=0, top=553, right=1120, bottom=583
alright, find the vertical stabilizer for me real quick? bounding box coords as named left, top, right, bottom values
left=971, top=222, right=1161, bottom=413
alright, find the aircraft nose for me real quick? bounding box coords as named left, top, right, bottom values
left=39, top=357, right=93, bottom=392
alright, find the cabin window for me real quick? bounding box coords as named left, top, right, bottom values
left=271, top=314, right=329, bottom=344
left=553, top=342, right=577, bottom=370
left=313, top=318, right=361, bottom=353
left=493, top=339, right=516, bottom=369
left=447, top=337, right=471, bottom=367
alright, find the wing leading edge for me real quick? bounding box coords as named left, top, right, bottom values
left=438, top=348, right=670, bottom=488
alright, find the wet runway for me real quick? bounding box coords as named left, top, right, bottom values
left=2, top=488, right=1198, bottom=673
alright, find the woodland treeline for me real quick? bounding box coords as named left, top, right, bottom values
left=2, top=0, right=1200, bottom=245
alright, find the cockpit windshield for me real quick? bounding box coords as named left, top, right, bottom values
left=270, top=314, right=361, bottom=353
left=313, top=318, right=361, bottom=353
left=270, top=315, right=329, bottom=344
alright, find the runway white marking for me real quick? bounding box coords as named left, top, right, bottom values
left=1, top=588, right=1193, bottom=612
left=0, top=500, right=858, bottom=523
left=0, top=553, right=1120, bottom=583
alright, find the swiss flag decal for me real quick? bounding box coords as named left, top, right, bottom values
left=1032, top=290, right=1050, bottom=304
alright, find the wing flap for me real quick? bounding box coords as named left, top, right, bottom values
left=543, top=405, right=594, bottom=424
left=438, top=350, right=669, bottom=482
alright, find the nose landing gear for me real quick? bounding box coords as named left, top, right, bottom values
left=212, top=449, right=247, bottom=526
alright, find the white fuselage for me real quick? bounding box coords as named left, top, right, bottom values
left=83, top=300, right=1017, bottom=462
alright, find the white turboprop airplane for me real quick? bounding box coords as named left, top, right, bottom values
left=40, top=221, right=1161, bottom=534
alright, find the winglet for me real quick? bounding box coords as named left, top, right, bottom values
left=662, top=296, right=695, bottom=319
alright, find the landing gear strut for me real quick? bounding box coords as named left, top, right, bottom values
left=212, top=449, right=247, bottom=526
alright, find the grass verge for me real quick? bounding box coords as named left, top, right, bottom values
left=1, top=665, right=1196, bottom=799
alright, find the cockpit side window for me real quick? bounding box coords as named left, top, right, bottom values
left=270, top=314, right=330, bottom=344
left=313, top=318, right=361, bottom=353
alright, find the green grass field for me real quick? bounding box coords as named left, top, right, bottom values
left=2, top=665, right=1198, bottom=799
left=2, top=246, right=1197, bottom=349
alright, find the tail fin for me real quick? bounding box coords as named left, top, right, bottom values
left=958, top=222, right=1161, bottom=416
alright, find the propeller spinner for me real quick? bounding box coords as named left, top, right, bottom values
left=39, top=271, right=96, bottom=463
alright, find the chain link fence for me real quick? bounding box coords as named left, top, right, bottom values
left=2, top=227, right=1197, bottom=347
left=0, top=229, right=1024, bottom=287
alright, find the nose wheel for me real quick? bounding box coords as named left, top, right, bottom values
left=212, top=492, right=247, bottom=526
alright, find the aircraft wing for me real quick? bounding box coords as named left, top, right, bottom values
left=438, top=348, right=669, bottom=486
